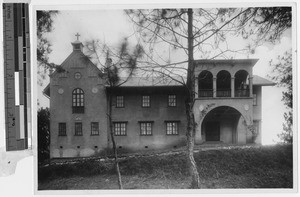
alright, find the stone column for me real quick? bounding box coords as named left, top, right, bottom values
left=249, top=76, right=253, bottom=97
left=231, top=77, right=235, bottom=98
left=213, top=77, right=217, bottom=98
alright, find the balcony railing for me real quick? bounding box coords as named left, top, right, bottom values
left=72, top=106, right=84, bottom=114
left=235, top=89, right=249, bottom=97
left=216, top=89, right=231, bottom=97
left=198, top=89, right=251, bottom=98
left=198, top=89, right=213, bottom=97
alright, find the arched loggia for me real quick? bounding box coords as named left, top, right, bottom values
left=234, top=70, right=250, bottom=97
left=216, top=70, right=231, bottom=97
left=198, top=71, right=213, bottom=97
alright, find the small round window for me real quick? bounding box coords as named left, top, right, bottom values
left=74, top=72, right=81, bottom=79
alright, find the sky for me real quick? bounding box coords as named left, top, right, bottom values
left=37, top=9, right=293, bottom=145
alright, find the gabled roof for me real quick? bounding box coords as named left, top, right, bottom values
left=49, top=50, right=102, bottom=78
left=43, top=75, right=275, bottom=98
left=43, top=84, right=50, bottom=98
left=115, top=76, right=185, bottom=87
left=253, top=75, right=276, bottom=86
left=116, top=75, right=275, bottom=87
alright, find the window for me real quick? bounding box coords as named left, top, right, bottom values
left=253, top=94, right=257, bottom=106
left=58, top=123, right=66, bottom=136
left=75, top=122, right=82, bottom=136
left=166, top=121, right=179, bottom=135
left=116, top=96, right=124, bottom=108
left=142, top=95, right=150, bottom=107
left=168, top=95, right=176, bottom=107
left=72, top=88, right=84, bottom=113
left=91, top=122, right=99, bottom=135
left=113, top=122, right=127, bottom=136
left=74, top=72, right=81, bottom=79
left=140, top=122, right=153, bottom=136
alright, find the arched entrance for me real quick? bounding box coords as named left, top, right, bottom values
left=201, top=106, right=244, bottom=144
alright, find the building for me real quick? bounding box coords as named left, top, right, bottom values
left=43, top=39, right=275, bottom=158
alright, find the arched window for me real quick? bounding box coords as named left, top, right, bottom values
left=72, top=88, right=84, bottom=113
left=198, top=71, right=213, bottom=97
left=216, top=70, right=231, bottom=97
left=234, top=70, right=249, bottom=97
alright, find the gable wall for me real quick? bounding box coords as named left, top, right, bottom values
left=49, top=52, right=108, bottom=158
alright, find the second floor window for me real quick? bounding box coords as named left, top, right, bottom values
left=58, top=123, right=66, bottom=136
left=91, top=122, right=99, bottom=135
left=114, top=122, right=127, bottom=136
left=75, top=122, right=82, bottom=136
left=116, top=96, right=124, bottom=108
left=142, top=95, right=150, bottom=107
left=168, top=95, right=176, bottom=107
left=72, top=88, right=84, bottom=113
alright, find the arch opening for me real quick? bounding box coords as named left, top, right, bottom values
left=234, top=70, right=249, bottom=97
left=201, top=106, right=245, bottom=144
left=72, top=88, right=85, bottom=113
left=198, top=71, right=213, bottom=97
left=216, top=70, right=231, bottom=97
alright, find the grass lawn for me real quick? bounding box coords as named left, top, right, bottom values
left=38, top=144, right=293, bottom=190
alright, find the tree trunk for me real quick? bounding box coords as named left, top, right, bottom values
left=186, top=8, right=201, bottom=189
left=108, top=93, right=123, bottom=189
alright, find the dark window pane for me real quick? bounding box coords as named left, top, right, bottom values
left=58, top=123, right=66, bottom=136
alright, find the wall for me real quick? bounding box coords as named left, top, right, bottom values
left=49, top=51, right=108, bottom=158
left=109, top=86, right=187, bottom=152
left=253, top=86, right=262, bottom=120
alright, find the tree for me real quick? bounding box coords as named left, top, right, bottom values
left=38, top=107, right=50, bottom=164
left=269, top=50, right=292, bottom=143
left=85, top=38, right=144, bottom=189
left=37, top=11, right=58, bottom=85
left=125, top=7, right=291, bottom=188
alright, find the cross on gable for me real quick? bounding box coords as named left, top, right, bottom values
left=75, top=33, right=80, bottom=40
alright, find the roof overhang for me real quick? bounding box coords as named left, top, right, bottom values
left=194, top=59, right=259, bottom=67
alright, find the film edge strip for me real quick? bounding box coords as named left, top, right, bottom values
left=3, top=3, right=31, bottom=151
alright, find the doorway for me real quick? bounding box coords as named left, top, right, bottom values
left=205, top=121, right=220, bottom=141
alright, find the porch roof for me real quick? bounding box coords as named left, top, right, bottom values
left=253, top=75, right=276, bottom=86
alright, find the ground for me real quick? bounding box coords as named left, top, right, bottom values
left=38, top=144, right=293, bottom=190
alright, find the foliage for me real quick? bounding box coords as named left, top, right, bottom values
left=38, top=107, right=50, bottom=163
left=55, top=65, right=66, bottom=73
left=84, top=38, right=144, bottom=189
left=125, top=7, right=292, bottom=188
left=236, top=7, right=292, bottom=45
left=37, top=11, right=58, bottom=85
left=85, top=38, right=144, bottom=86
left=37, top=11, right=58, bottom=65
left=269, top=50, right=293, bottom=143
